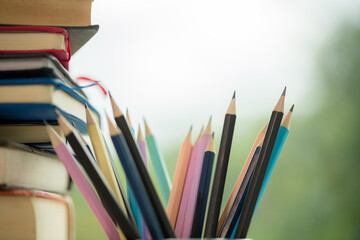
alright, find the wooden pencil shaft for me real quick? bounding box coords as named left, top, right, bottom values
left=235, top=111, right=283, bottom=238
left=114, top=115, right=175, bottom=238
left=191, top=150, right=215, bottom=238
left=219, top=146, right=261, bottom=237
left=146, top=134, right=171, bottom=206
left=111, top=133, right=164, bottom=239
left=88, top=124, right=126, bottom=215
left=204, top=114, right=236, bottom=237
left=65, top=132, right=140, bottom=239
left=166, top=140, right=192, bottom=227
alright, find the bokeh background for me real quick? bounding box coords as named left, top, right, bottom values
left=70, top=0, right=360, bottom=239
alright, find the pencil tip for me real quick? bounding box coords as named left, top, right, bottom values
left=212, top=132, right=215, bottom=138
left=126, top=107, right=128, bottom=114
left=290, top=104, right=294, bottom=112
left=84, top=102, right=88, bottom=109
left=108, top=91, right=112, bottom=98
left=190, top=125, right=193, bottom=131
left=209, top=115, right=212, bottom=121
left=232, top=91, right=236, bottom=99
left=282, top=86, right=287, bottom=96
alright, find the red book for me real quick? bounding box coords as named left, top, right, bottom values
left=0, top=26, right=71, bottom=70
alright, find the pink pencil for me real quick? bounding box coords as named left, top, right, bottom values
left=181, top=118, right=212, bottom=237
left=46, top=124, right=120, bottom=240
left=137, top=126, right=151, bottom=240
left=175, top=126, right=204, bottom=237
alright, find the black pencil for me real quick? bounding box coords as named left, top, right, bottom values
left=219, top=141, right=262, bottom=237
left=191, top=133, right=215, bottom=238
left=55, top=110, right=141, bottom=240
left=204, top=92, right=237, bottom=237
left=109, top=93, right=176, bottom=238
left=235, top=87, right=286, bottom=238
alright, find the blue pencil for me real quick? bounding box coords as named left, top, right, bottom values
left=126, top=109, right=143, bottom=237
left=107, top=115, right=164, bottom=239
left=191, top=133, right=215, bottom=238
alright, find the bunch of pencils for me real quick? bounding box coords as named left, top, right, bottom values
left=45, top=87, right=294, bottom=240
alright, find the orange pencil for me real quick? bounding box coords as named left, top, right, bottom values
left=217, top=122, right=267, bottom=235
left=166, top=126, right=193, bottom=227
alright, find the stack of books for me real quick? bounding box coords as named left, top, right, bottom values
left=0, top=0, right=99, bottom=239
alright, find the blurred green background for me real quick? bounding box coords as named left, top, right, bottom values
left=71, top=20, right=360, bottom=239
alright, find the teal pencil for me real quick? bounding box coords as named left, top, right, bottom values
left=255, top=105, right=294, bottom=211
left=144, top=119, right=171, bottom=206
left=126, top=109, right=143, bottom=236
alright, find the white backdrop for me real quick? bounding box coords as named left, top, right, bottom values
left=70, top=0, right=360, bottom=148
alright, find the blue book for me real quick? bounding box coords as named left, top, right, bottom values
left=0, top=77, right=100, bottom=143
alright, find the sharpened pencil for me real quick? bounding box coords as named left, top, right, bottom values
left=167, top=126, right=193, bottom=228
left=144, top=119, right=172, bottom=206
left=235, top=87, right=286, bottom=238
left=217, top=122, right=267, bottom=235
left=109, top=93, right=175, bottom=238
left=46, top=124, right=121, bottom=240
left=85, top=104, right=129, bottom=240
left=204, top=92, right=237, bottom=237
left=191, top=132, right=215, bottom=238
left=107, top=115, right=164, bottom=239
left=175, top=126, right=203, bottom=237
left=56, top=110, right=141, bottom=240
left=181, top=118, right=212, bottom=238
left=137, top=125, right=151, bottom=239
left=219, top=140, right=263, bottom=238
left=126, top=109, right=143, bottom=236
left=255, top=105, right=294, bottom=212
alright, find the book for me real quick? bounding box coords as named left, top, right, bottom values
left=0, top=77, right=100, bottom=134
left=0, top=125, right=63, bottom=143
left=0, top=0, right=92, bottom=27
left=0, top=53, right=86, bottom=97
left=62, top=25, right=99, bottom=55
left=0, top=189, right=74, bottom=240
left=0, top=142, right=70, bottom=194
left=0, top=26, right=71, bottom=69
left=0, top=25, right=100, bottom=55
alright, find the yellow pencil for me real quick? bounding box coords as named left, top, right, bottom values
left=85, top=104, right=128, bottom=240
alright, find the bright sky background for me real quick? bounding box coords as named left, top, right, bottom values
left=71, top=0, right=360, bottom=148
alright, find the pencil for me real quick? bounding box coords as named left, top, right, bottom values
left=46, top=124, right=120, bottom=240
left=167, top=126, right=193, bottom=227
left=71, top=122, right=95, bottom=159
left=219, top=140, right=263, bottom=238
left=255, top=105, right=294, bottom=212
left=137, top=125, right=150, bottom=239
left=191, top=132, right=215, bottom=238
left=235, top=87, right=286, bottom=238
left=126, top=109, right=143, bottom=236
left=144, top=119, right=172, bottom=206
left=55, top=110, right=141, bottom=239
left=217, top=122, right=267, bottom=235
left=85, top=104, right=129, bottom=240
left=181, top=118, right=212, bottom=238
left=109, top=93, right=175, bottom=238
left=107, top=115, right=164, bottom=239
left=204, top=92, right=237, bottom=237
left=175, top=126, right=203, bottom=237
